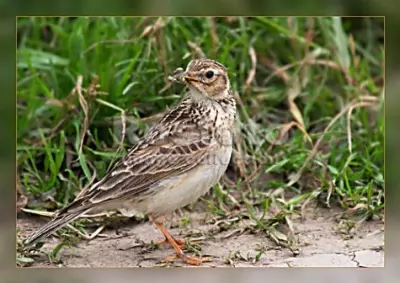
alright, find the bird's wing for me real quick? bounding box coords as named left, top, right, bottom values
left=59, top=101, right=217, bottom=214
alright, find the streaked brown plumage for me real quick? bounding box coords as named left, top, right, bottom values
left=23, top=58, right=236, bottom=265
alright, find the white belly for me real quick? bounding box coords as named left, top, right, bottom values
left=130, top=145, right=232, bottom=216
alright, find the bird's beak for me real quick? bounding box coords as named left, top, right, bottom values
left=183, top=73, right=199, bottom=84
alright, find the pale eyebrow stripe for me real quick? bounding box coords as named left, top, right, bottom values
left=213, top=61, right=227, bottom=70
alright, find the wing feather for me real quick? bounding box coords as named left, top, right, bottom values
left=60, top=100, right=216, bottom=213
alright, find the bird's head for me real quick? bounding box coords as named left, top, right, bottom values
left=170, top=59, right=231, bottom=100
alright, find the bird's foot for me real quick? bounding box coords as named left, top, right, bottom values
left=161, top=254, right=212, bottom=266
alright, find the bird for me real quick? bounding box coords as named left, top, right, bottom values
left=23, top=58, right=237, bottom=266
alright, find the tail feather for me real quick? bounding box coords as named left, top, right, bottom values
left=23, top=210, right=88, bottom=246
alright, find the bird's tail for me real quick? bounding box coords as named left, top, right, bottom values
left=23, top=209, right=88, bottom=247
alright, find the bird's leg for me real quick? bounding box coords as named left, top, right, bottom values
left=150, top=215, right=185, bottom=248
left=156, top=236, right=185, bottom=249
left=151, top=215, right=198, bottom=248
left=151, top=215, right=211, bottom=265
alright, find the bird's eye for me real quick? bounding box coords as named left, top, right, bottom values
left=205, top=70, right=214, bottom=79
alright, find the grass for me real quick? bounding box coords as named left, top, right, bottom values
left=16, top=16, right=384, bottom=266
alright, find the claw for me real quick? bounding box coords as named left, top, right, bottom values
left=181, top=254, right=212, bottom=265
left=161, top=254, right=212, bottom=266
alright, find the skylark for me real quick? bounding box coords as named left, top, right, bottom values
left=23, top=58, right=237, bottom=265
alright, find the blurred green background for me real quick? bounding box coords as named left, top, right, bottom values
left=16, top=17, right=384, bottom=229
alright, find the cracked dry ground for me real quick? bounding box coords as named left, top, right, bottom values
left=17, top=205, right=384, bottom=268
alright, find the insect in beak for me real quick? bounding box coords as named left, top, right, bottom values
left=168, top=68, right=199, bottom=85
left=168, top=68, right=186, bottom=83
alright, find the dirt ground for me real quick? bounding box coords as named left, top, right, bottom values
left=17, top=206, right=384, bottom=268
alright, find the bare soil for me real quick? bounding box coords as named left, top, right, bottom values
left=17, top=206, right=384, bottom=268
